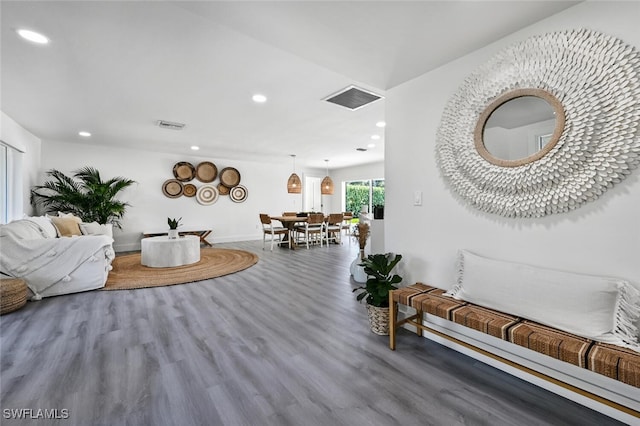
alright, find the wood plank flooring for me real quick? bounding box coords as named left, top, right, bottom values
left=0, top=241, right=626, bottom=425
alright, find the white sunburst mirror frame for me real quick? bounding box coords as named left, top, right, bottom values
left=435, top=29, right=640, bottom=218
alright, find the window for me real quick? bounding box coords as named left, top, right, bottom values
left=344, top=179, right=385, bottom=218
left=0, top=141, right=23, bottom=223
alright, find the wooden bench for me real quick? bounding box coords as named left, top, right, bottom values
left=389, top=283, right=640, bottom=421
left=142, top=229, right=212, bottom=247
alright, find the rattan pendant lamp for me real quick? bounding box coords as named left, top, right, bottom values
left=321, top=159, right=334, bottom=195
left=287, top=154, right=302, bottom=194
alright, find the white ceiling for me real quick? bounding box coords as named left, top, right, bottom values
left=1, top=1, right=579, bottom=170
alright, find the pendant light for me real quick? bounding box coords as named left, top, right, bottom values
left=287, top=154, right=302, bottom=193
left=321, top=159, right=334, bottom=195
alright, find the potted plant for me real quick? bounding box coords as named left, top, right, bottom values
left=167, top=217, right=182, bottom=239
left=30, top=167, right=136, bottom=229
left=353, top=253, right=403, bottom=335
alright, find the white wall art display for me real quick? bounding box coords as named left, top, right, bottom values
left=229, top=185, right=248, bottom=203
left=196, top=184, right=219, bottom=205
left=435, top=29, right=640, bottom=218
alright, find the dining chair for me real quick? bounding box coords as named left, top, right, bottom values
left=341, top=212, right=354, bottom=243
left=259, top=214, right=290, bottom=251
left=324, top=213, right=343, bottom=245
left=295, top=213, right=324, bottom=249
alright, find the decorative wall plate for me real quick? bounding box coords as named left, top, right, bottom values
left=229, top=185, right=248, bottom=203
left=196, top=184, right=219, bottom=205
left=196, top=161, right=218, bottom=183
left=172, top=162, right=195, bottom=182
left=162, top=179, right=183, bottom=198
left=217, top=183, right=230, bottom=196
left=183, top=183, right=197, bottom=197
left=219, top=167, right=241, bottom=188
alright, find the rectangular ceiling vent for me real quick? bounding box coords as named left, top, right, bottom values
left=323, top=85, right=383, bottom=111
left=157, top=120, right=186, bottom=130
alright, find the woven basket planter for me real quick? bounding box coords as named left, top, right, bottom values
left=0, top=278, right=27, bottom=315
left=366, top=304, right=390, bottom=336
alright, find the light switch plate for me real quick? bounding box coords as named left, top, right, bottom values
left=413, top=190, right=422, bottom=206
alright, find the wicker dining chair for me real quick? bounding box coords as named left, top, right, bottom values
left=341, top=212, right=354, bottom=244
left=324, top=213, right=343, bottom=245
left=295, top=213, right=324, bottom=249
left=259, top=214, right=290, bottom=251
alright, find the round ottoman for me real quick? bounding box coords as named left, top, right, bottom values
left=0, top=278, right=27, bottom=315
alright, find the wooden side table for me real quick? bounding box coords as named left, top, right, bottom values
left=142, top=229, right=212, bottom=247
left=0, top=278, right=27, bottom=315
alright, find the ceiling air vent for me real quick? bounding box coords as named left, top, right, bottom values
left=324, top=85, right=383, bottom=111
left=157, top=120, right=186, bottom=130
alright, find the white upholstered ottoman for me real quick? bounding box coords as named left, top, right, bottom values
left=141, top=235, right=200, bottom=268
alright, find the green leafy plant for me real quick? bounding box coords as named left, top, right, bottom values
left=353, top=253, right=403, bottom=307
left=30, top=167, right=136, bottom=229
left=168, top=217, right=182, bottom=230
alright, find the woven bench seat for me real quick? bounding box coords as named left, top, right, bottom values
left=451, top=304, right=519, bottom=340
left=391, top=282, right=436, bottom=305
left=588, top=343, right=640, bottom=388
left=509, top=321, right=592, bottom=368
left=410, top=289, right=466, bottom=320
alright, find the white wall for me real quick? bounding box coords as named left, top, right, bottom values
left=385, top=2, right=640, bottom=287
left=1, top=111, right=42, bottom=218
left=41, top=140, right=323, bottom=251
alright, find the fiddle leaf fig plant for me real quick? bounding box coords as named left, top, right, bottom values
left=353, top=253, right=403, bottom=308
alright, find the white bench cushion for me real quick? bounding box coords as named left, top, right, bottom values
left=446, top=250, right=640, bottom=351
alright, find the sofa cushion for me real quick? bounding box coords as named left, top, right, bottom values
left=79, top=222, right=113, bottom=238
left=509, top=321, right=592, bottom=368
left=451, top=304, right=520, bottom=340
left=50, top=216, right=82, bottom=237
left=23, top=216, right=57, bottom=239
left=587, top=343, right=640, bottom=388
left=447, top=250, right=640, bottom=350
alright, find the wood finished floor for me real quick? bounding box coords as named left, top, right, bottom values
left=0, top=240, right=625, bottom=426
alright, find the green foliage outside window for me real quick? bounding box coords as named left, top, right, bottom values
left=345, top=181, right=385, bottom=218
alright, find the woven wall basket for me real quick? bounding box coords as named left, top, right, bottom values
left=366, top=304, right=390, bottom=336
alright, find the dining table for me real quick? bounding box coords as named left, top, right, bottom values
left=270, top=215, right=307, bottom=249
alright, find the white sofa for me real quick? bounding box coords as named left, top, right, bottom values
left=0, top=217, right=114, bottom=299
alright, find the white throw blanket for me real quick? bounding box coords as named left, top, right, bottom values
left=0, top=220, right=114, bottom=297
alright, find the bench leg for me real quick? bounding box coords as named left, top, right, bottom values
left=389, top=291, right=397, bottom=350
left=415, top=309, right=423, bottom=337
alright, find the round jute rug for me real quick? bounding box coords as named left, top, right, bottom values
left=103, top=248, right=259, bottom=290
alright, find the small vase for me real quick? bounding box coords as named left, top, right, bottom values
left=350, top=252, right=367, bottom=283
left=167, top=229, right=179, bottom=239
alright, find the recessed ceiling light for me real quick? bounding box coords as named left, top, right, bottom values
left=367, top=143, right=376, bottom=148
left=17, top=29, right=49, bottom=45
left=371, top=135, right=381, bottom=140
left=252, top=94, right=267, bottom=103
left=376, top=121, right=386, bottom=128
left=191, top=146, right=200, bottom=151
left=78, top=131, right=91, bottom=137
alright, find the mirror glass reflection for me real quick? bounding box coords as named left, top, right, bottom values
left=482, top=96, right=556, bottom=161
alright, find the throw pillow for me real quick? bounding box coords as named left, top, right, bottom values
left=79, top=222, right=113, bottom=238
left=50, top=216, right=82, bottom=237
left=447, top=250, right=640, bottom=350
left=23, top=216, right=58, bottom=239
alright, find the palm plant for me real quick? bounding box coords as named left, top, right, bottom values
left=30, top=167, right=136, bottom=229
